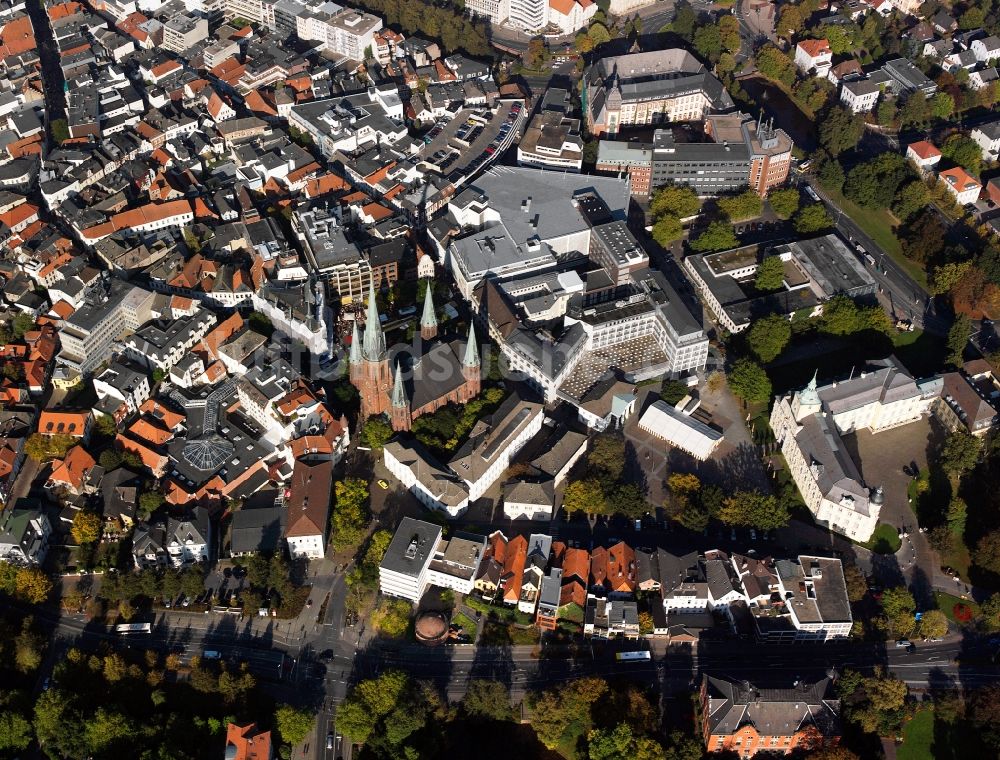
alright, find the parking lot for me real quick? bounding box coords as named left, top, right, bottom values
left=417, top=100, right=525, bottom=186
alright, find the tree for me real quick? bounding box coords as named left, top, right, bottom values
left=982, top=594, right=1000, bottom=631
left=530, top=677, right=609, bottom=750
left=946, top=314, right=970, bottom=367
left=671, top=3, right=696, bottom=40
left=360, top=416, right=393, bottom=451
left=819, top=106, right=864, bottom=156
left=747, top=314, right=791, bottom=363
left=940, top=430, right=981, bottom=475
left=693, top=23, right=723, bottom=61
left=818, top=157, right=845, bottom=193
left=373, top=598, right=411, bottom=637
left=461, top=680, right=512, bottom=722
left=331, top=478, right=370, bottom=551
left=138, top=489, right=165, bottom=520
left=960, top=7, right=985, bottom=30
left=899, top=93, right=930, bottom=127
left=14, top=621, right=44, bottom=672
left=651, top=215, right=683, bottom=247
left=0, top=711, right=32, bottom=753
left=274, top=704, right=314, bottom=746
left=941, top=133, right=982, bottom=176
left=718, top=190, right=763, bottom=221
left=660, top=379, right=690, bottom=405
left=876, top=98, right=897, bottom=126
left=690, top=220, right=738, bottom=253
left=728, top=358, right=772, bottom=404
left=24, top=433, right=76, bottom=462
left=776, top=4, right=803, bottom=38
left=71, top=510, right=101, bottom=545
left=881, top=586, right=916, bottom=636
left=587, top=22, right=611, bottom=47
left=98, top=449, right=123, bottom=470
left=650, top=184, right=700, bottom=219
left=718, top=490, right=790, bottom=530
left=588, top=435, right=626, bottom=482
left=843, top=564, right=868, bottom=603
left=893, top=180, right=931, bottom=222
left=563, top=479, right=607, bottom=516
left=16, top=567, right=52, bottom=604
left=917, top=609, right=948, bottom=639
left=976, top=530, right=1000, bottom=575
left=756, top=44, right=795, bottom=87
left=929, top=261, right=971, bottom=296
left=901, top=210, right=946, bottom=264
left=793, top=203, right=833, bottom=234
left=947, top=497, right=967, bottom=537
left=588, top=724, right=634, bottom=760
left=768, top=188, right=800, bottom=220
left=719, top=15, right=740, bottom=53
left=50, top=118, right=69, bottom=144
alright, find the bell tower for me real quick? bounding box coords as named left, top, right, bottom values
left=390, top=363, right=411, bottom=432
left=420, top=284, right=438, bottom=341
left=462, top=323, right=481, bottom=399
left=355, top=282, right=392, bottom=419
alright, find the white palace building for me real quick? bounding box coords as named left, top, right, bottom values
left=770, top=360, right=936, bottom=542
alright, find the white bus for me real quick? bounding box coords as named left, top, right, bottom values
left=116, top=623, right=152, bottom=635
left=616, top=651, right=651, bottom=662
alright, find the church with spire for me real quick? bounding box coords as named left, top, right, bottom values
left=350, top=283, right=482, bottom=432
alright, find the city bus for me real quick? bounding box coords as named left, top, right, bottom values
left=615, top=651, right=651, bottom=662
left=115, top=623, right=152, bottom=635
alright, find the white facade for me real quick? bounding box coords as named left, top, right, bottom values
left=972, top=124, right=1000, bottom=161
left=939, top=168, right=983, bottom=206
left=839, top=80, right=880, bottom=113
left=547, top=0, right=598, bottom=34
left=379, top=519, right=441, bottom=602
left=93, top=364, right=150, bottom=414
left=508, top=0, right=546, bottom=30
left=287, top=533, right=325, bottom=560
left=794, top=40, right=833, bottom=78
left=972, top=36, right=1000, bottom=63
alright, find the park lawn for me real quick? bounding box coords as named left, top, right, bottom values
left=863, top=523, right=902, bottom=554
left=898, top=710, right=934, bottom=760
left=452, top=611, right=477, bottom=640
left=934, top=590, right=979, bottom=624
left=824, top=186, right=927, bottom=288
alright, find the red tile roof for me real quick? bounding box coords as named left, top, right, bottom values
left=908, top=140, right=941, bottom=160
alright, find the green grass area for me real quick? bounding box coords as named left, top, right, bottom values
left=898, top=710, right=935, bottom=760
left=480, top=621, right=540, bottom=646
left=864, top=523, right=902, bottom=554
left=465, top=594, right=534, bottom=625
left=452, top=611, right=477, bottom=640
left=824, top=186, right=927, bottom=288
left=934, top=590, right=979, bottom=624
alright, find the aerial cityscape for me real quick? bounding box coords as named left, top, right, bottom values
left=3, top=0, right=1000, bottom=758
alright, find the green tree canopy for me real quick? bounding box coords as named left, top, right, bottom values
left=941, top=133, right=982, bottom=176
left=718, top=190, right=763, bottom=221
left=718, top=490, right=790, bottom=530
left=651, top=215, right=683, bottom=247
left=274, top=704, right=314, bottom=746
left=461, top=680, right=513, bottom=722
left=939, top=430, right=981, bottom=475
left=881, top=586, right=916, bottom=636
left=563, top=479, right=607, bottom=516
left=819, top=106, right=864, bottom=156
left=747, top=314, right=792, bottom=363
left=331, top=478, right=370, bottom=551
left=793, top=203, right=833, bottom=234
left=768, top=188, right=800, bottom=220
left=917, top=609, right=948, bottom=639
left=650, top=184, right=700, bottom=219
left=359, top=416, right=393, bottom=451
left=690, top=220, right=739, bottom=253
left=755, top=255, right=785, bottom=291
left=728, top=358, right=772, bottom=403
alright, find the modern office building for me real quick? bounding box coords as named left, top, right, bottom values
left=379, top=517, right=442, bottom=601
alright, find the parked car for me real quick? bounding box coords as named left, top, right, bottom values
left=895, top=639, right=912, bottom=648
left=377, top=479, right=389, bottom=489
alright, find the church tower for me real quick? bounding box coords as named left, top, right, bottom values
left=420, top=285, right=438, bottom=341
left=390, top=363, right=411, bottom=432
left=349, top=320, right=362, bottom=385
left=462, top=323, right=481, bottom=399
left=355, top=282, right=392, bottom=419
left=791, top=369, right=822, bottom=422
